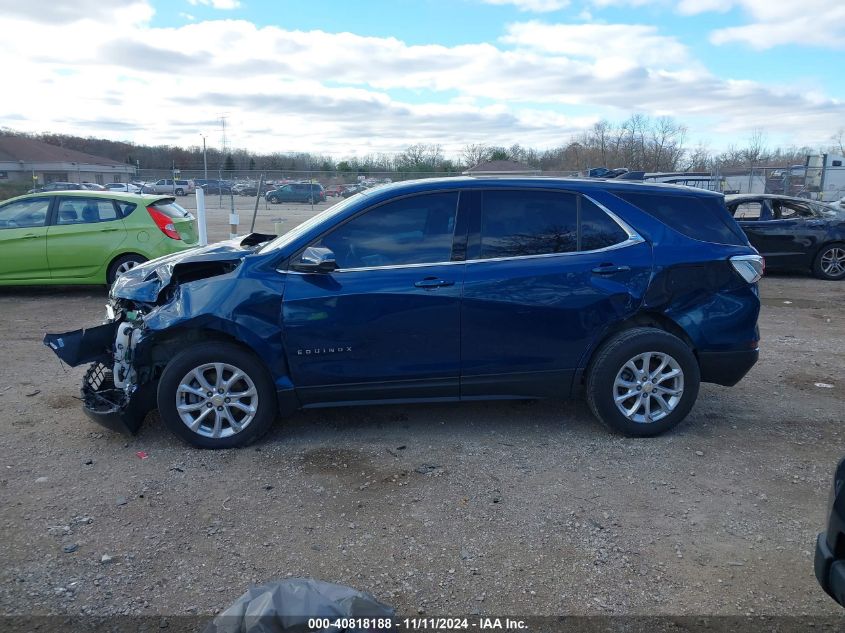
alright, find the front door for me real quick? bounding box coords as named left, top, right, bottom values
left=0, top=196, right=52, bottom=281
left=461, top=189, right=652, bottom=398
left=282, top=190, right=466, bottom=405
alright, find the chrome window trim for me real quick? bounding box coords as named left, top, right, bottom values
left=285, top=192, right=645, bottom=274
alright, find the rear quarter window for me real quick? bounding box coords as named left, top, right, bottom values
left=613, top=191, right=747, bottom=246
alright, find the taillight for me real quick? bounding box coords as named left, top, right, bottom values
left=730, top=254, right=764, bottom=283
left=146, top=206, right=181, bottom=240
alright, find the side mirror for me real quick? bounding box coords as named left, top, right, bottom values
left=291, top=246, right=337, bottom=273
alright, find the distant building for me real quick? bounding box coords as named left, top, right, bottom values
left=0, top=136, right=135, bottom=188
left=463, top=159, right=540, bottom=176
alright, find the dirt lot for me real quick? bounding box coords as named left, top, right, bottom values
left=1, top=198, right=844, bottom=618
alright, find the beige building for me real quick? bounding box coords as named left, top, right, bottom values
left=0, top=136, right=136, bottom=187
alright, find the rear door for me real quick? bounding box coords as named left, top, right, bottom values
left=282, top=190, right=466, bottom=404
left=47, top=197, right=128, bottom=279
left=460, top=189, right=652, bottom=398
left=0, top=197, right=52, bottom=281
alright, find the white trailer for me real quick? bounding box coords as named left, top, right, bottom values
left=804, top=154, right=845, bottom=202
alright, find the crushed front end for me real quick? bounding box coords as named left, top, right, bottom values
left=44, top=303, right=156, bottom=435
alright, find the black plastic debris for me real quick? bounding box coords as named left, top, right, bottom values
left=203, top=578, right=394, bottom=633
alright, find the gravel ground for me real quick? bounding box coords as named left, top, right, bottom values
left=0, top=200, right=844, bottom=617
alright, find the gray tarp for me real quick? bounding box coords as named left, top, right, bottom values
left=203, top=578, right=395, bottom=633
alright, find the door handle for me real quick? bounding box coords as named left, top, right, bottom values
left=592, top=264, right=631, bottom=275
left=20, top=233, right=40, bottom=239
left=101, top=228, right=121, bottom=232
left=414, top=277, right=454, bottom=289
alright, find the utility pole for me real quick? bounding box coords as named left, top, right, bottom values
left=201, top=134, right=208, bottom=181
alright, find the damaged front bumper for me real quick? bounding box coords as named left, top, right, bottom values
left=44, top=315, right=153, bottom=435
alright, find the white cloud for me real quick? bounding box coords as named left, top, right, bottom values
left=501, top=21, right=691, bottom=67
left=480, top=0, right=570, bottom=12
left=187, top=0, right=241, bottom=9
left=679, top=0, right=845, bottom=49
left=0, top=5, right=842, bottom=154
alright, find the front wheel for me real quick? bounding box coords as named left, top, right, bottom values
left=175, top=188, right=185, bottom=196
left=268, top=195, right=279, bottom=204
left=813, top=243, right=845, bottom=280
left=157, top=343, right=277, bottom=448
left=586, top=327, right=700, bottom=437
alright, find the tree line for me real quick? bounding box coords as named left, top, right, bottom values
left=3, top=116, right=841, bottom=175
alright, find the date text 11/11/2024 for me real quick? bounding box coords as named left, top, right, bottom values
left=307, top=618, right=528, bottom=630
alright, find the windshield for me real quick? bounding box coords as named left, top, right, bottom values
left=257, top=194, right=367, bottom=253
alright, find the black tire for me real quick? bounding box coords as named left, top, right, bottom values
left=585, top=327, right=700, bottom=437
left=157, top=342, right=277, bottom=449
left=175, top=188, right=185, bottom=196
left=107, top=253, right=148, bottom=285
left=813, top=242, right=845, bottom=280
left=268, top=195, right=279, bottom=204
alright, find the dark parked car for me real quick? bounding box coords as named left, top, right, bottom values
left=197, top=180, right=233, bottom=195
left=816, top=457, right=845, bottom=606
left=266, top=183, right=325, bottom=204
left=726, top=194, right=845, bottom=280
left=28, top=182, right=83, bottom=194
left=45, top=177, right=762, bottom=449
left=341, top=184, right=366, bottom=198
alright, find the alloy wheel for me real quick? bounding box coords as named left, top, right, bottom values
left=613, top=351, right=684, bottom=424
left=176, top=362, right=258, bottom=438
left=116, top=260, right=140, bottom=277
left=820, top=247, right=845, bottom=277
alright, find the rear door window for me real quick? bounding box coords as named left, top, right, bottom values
left=613, top=191, right=746, bottom=246
left=580, top=198, right=630, bottom=250
left=774, top=200, right=813, bottom=219
left=55, top=198, right=118, bottom=224
left=479, top=190, right=577, bottom=258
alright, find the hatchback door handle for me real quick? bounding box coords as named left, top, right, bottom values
left=414, top=277, right=454, bottom=289
left=592, top=264, right=631, bottom=275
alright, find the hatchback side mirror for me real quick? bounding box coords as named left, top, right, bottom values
left=291, top=246, right=337, bottom=273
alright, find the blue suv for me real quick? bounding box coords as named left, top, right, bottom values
left=45, top=177, right=762, bottom=448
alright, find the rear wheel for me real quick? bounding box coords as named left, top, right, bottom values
left=107, top=254, right=147, bottom=285
left=157, top=342, right=277, bottom=448
left=813, top=243, right=845, bottom=280
left=586, top=327, right=700, bottom=437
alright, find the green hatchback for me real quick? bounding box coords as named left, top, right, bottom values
left=0, top=191, right=198, bottom=285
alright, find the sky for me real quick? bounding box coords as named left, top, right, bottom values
left=0, top=0, right=844, bottom=159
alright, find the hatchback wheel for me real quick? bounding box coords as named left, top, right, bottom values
left=586, top=327, right=700, bottom=437
left=157, top=342, right=277, bottom=448
left=268, top=195, right=279, bottom=204
left=107, top=254, right=148, bottom=285
left=814, top=243, right=845, bottom=280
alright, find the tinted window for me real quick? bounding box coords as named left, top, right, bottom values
left=614, top=191, right=746, bottom=246
left=581, top=198, right=629, bottom=250
left=117, top=201, right=137, bottom=217
left=317, top=192, right=458, bottom=269
left=0, top=198, right=50, bottom=229
left=480, top=190, right=577, bottom=258
left=56, top=198, right=118, bottom=224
